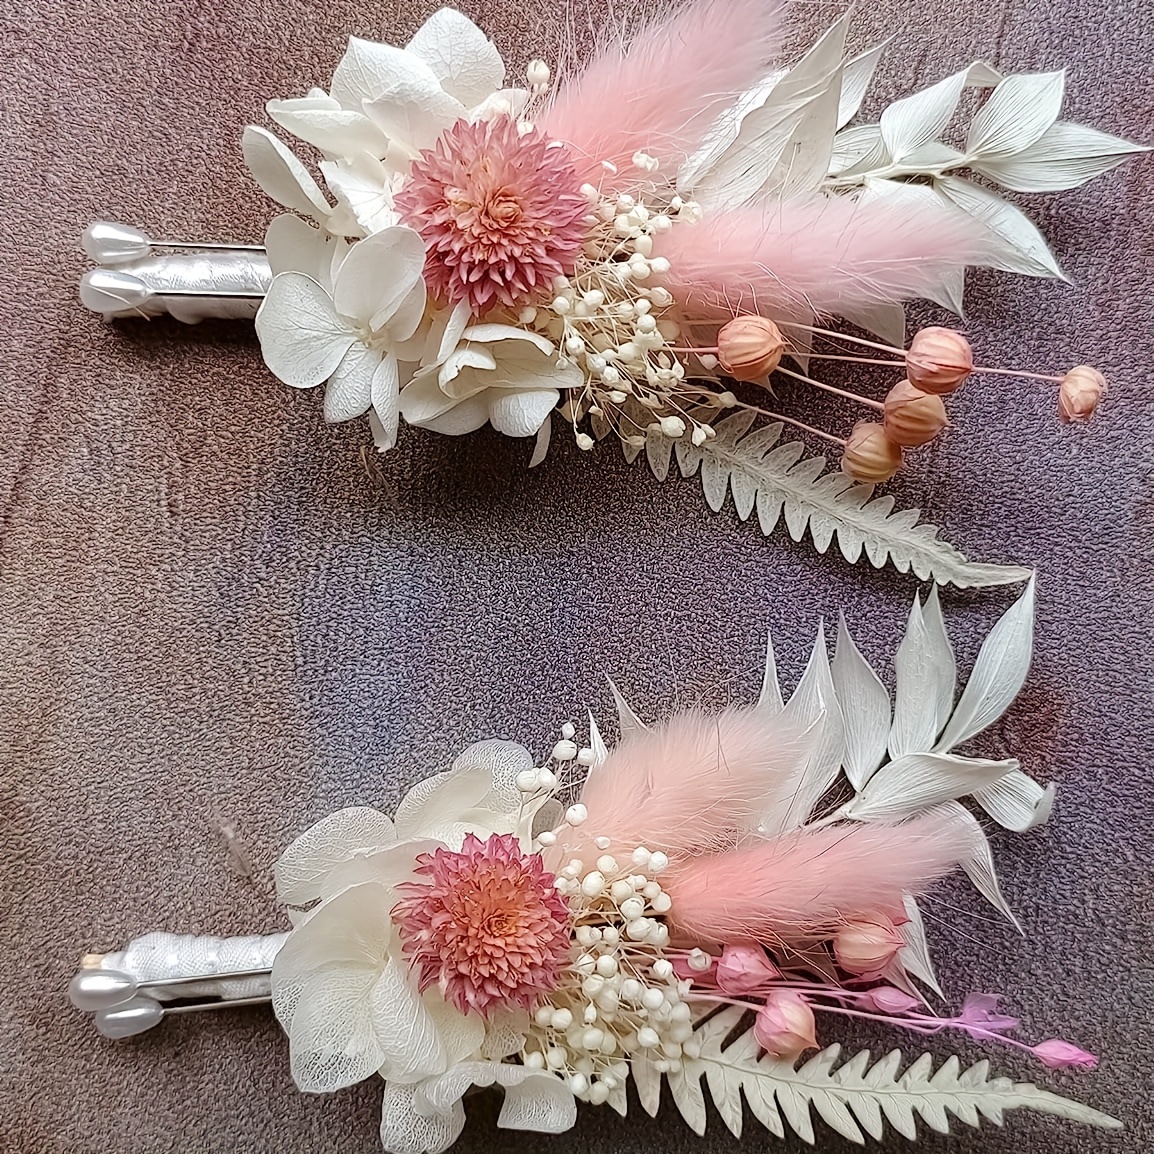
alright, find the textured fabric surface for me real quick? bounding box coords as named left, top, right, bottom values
left=2, top=0, right=1152, bottom=1151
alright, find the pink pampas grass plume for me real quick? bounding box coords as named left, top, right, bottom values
left=571, top=708, right=814, bottom=858
left=542, top=0, right=787, bottom=184
left=664, top=813, right=975, bottom=947
left=657, top=195, right=1001, bottom=323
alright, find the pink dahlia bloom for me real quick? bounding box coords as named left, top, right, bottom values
left=392, top=832, right=572, bottom=1016
left=395, top=116, right=588, bottom=313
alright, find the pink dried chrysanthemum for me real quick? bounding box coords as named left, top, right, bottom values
left=392, top=832, right=572, bottom=1016
left=395, top=116, right=588, bottom=313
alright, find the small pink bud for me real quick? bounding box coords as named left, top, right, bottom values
left=715, top=944, right=780, bottom=995
left=860, top=986, right=921, bottom=1015
left=906, top=327, right=973, bottom=394
left=883, top=380, right=949, bottom=448
left=1032, top=1039, right=1099, bottom=1070
left=672, top=954, right=716, bottom=982
left=1057, top=365, right=1107, bottom=423
left=833, top=918, right=904, bottom=979
left=841, top=421, right=903, bottom=483
left=717, top=315, right=785, bottom=381
left=753, top=991, right=818, bottom=1060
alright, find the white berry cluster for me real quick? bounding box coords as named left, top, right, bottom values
left=516, top=153, right=720, bottom=452
left=519, top=838, right=699, bottom=1105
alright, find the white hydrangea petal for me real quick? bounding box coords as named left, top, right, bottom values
left=272, top=883, right=396, bottom=1091
left=373, top=953, right=448, bottom=1084
left=424, top=990, right=487, bottom=1066
left=331, top=37, right=444, bottom=109
left=242, top=126, right=331, bottom=220
left=480, top=1008, right=530, bottom=1059
left=318, top=837, right=442, bottom=903
left=264, top=213, right=334, bottom=282
left=439, top=347, right=499, bottom=396
left=497, top=1071, right=578, bottom=1133
left=255, top=273, right=355, bottom=388
left=385, top=280, right=429, bottom=343
left=461, top=324, right=554, bottom=354
left=363, top=87, right=467, bottom=155
left=371, top=353, right=402, bottom=450
left=470, top=87, right=530, bottom=122
left=320, top=155, right=401, bottom=236
left=268, top=98, right=388, bottom=156
left=333, top=226, right=427, bottom=326
left=425, top=300, right=474, bottom=366
left=488, top=388, right=560, bottom=438
left=324, top=340, right=382, bottom=422
left=406, top=8, right=506, bottom=107
left=408, top=391, right=494, bottom=435
left=399, top=371, right=480, bottom=428
left=451, top=739, right=535, bottom=815
left=380, top=1081, right=465, bottom=1154
left=274, top=806, right=397, bottom=906
left=394, top=765, right=498, bottom=840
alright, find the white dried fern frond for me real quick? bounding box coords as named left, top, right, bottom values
left=659, top=1006, right=1121, bottom=1142
left=637, top=411, right=1030, bottom=588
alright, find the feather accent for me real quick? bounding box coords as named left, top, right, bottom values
left=658, top=194, right=999, bottom=323
left=572, top=709, right=814, bottom=857
left=542, top=0, right=787, bottom=183
left=664, top=813, right=975, bottom=946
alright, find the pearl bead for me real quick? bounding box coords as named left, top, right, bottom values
left=68, top=969, right=137, bottom=1011
left=94, top=996, right=164, bottom=1039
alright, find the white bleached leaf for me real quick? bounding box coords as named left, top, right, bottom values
left=828, top=124, right=887, bottom=175
left=755, top=630, right=784, bottom=716
left=972, top=121, right=1151, bottom=192
left=645, top=428, right=676, bottom=482
left=837, top=296, right=908, bottom=351
left=889, top=591, right=956, bottom=758
left=406, top=8, right=505, bottom=107
left=965, top=72, right=1066, bottom=159
left=879, top=69, right=969, bottom=161
left=973, top=771, right=1055, bottom=831
left=669, top=413, right=1032, bottom=587
left=266, top=98, right=387, bottom=157
left=586, top=711, right=609, bottom=769
left=842, top=753, right=1018, bottom=822
left=606, top=677, right=647, bottom=737
left=632, top=1055, right=663, bottom=1118
left=255, top=273, right=353, bottom=389
left=242, top=126, right=331, bottom=220
left=936, top=802, right=1023, bottom=930
left=935, top=577, right=1035, bottom=752
left=528, top=413, right=552, bottom=467
left=936, top=176, right=1063, bottom=277
left=897, top=895, right=943, bottom=996
left=831, top=615, right=891, bottom=788
left=837, top=41, right=890, bottom=128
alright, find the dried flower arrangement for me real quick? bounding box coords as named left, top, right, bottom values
left=69, top=582, right=1122, bottom=1150
left=79, top=3, right=1146, bottom=587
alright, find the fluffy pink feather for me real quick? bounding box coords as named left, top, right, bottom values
left=658, top=195, right=1000, bottom=322
left=664, top=814, right=975, bottom=946
left=541, top=0, right=787, bottom=184
left=571, top=708, right=812, bottom=858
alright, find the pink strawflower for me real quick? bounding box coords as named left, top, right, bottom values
left=395, top=116, right=588, bottom=314
left=392, top=832, right=571, bottom=1016
left=1032, top=1039, right=1099, bottom=1070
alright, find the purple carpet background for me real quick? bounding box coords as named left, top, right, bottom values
left=2, top=0, right=1153, bottom=1150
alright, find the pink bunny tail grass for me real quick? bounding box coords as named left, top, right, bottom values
left=541, top=0, right=787, bottom=185
left=572, top=708, right=812, bottom=858
left=658, top=195, right=1000, bottom=324
left=665, top=813, right=974, bottom=947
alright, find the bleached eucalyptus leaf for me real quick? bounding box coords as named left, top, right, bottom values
left=937, top=802, right=1024, bottom=930
left=831, top=615, right=891, bottom=788
left=842, top=753, right=1018, bottom=822
left=936, top=176, right=1063, bottom=277
left=837, top=41, right=890, bottom=128
left=965, top=72, right=1066, bottom=159
left=661, top=1014, right=1121, bottom=1142
left=897, top=894, right=944, bottom=996
left=670, top=413, right=1032, bottom=588
left=935, top=577, right=1035, bottom=752
left=972, top=121, right=1151, bottom=192
left=973, top=770, right=1055, bottom=831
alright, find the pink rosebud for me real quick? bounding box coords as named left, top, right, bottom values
left=753, top=991, right=818, bottom=1059
left=1033, top=1039, right=1099, bottom=1070
left=906, top=327, right=973, bottom=394
left=861, top=986, right=921, bottom=1015
left=833, top=918, right=904, bottom=979
left=1057, top=365, right=1107, bottom=423
left=715, top=944, right=780, bottom=995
